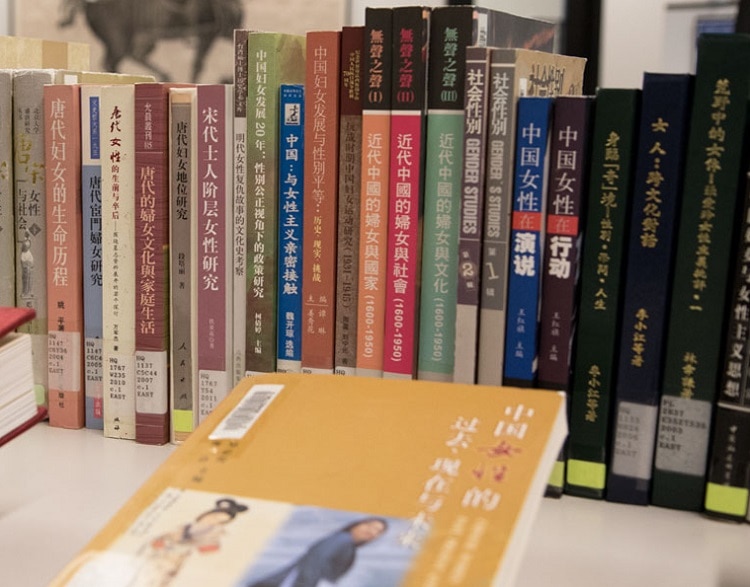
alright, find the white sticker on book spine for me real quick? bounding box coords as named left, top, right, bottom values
left=654, top=395, right=712, bottom=476
left=611, top=401, right=658, bottom=479
left=209, top=384, right=283, bottom=440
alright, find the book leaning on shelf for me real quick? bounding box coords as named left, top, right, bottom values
left=0, top=306, right=46, bottom=446
left=51, top=373, right=567, bottom=587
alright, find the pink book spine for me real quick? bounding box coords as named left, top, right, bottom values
left=45, top=83, right=84, bottom=429
left=196, top=84, right=232, bottom=422
left=382, top=7, right=429, bottom=379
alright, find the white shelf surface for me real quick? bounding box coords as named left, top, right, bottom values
left=1, top=423, right=749, bottom=586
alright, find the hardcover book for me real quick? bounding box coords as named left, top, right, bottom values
left=0, top=306, right=45, bottom=446
left=52, top=373, right=567, bottom=587
left=704, top=171, right=750, bottom=521
left=565, top=88, right=641, bottom=499
left=476, top=49, right=586, bottom=386
left=382, top=6, right=430, bottom=379
left=651, top=33, right=750, bottom=511
left=44, top=83, right=84, bottom=430
left=168, top=87, right=199, bottom=443
left=276, top=84, right=305, bottom=374
left=502, top=95, right=554, bottom=388
left=245, top=32, right=307, bottom=376
left=356, top=7, right=393, bottom=379
left=334, top=25, right=365, bottom=376
left=605, top=73, right=693, bottom=505
left=301, top=30, right=341, bottom=375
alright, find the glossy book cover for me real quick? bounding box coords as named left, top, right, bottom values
left=52, top=373, right=566, bottom=587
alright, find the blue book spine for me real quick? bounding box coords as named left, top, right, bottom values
left=81, top=90, right=104, bottom=430
left=503, top=96, right=553, bottom=387
left=606, top=74, right=693, bottom=505
left=276, top=84, right=305, bottom=373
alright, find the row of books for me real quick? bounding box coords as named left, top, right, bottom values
left=2, top=7, right=749, bottom=524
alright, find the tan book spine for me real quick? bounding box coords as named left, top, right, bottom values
left=301, top=31, right=341, bottom=374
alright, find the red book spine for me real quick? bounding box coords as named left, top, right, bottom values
left=382, top=7, right=430, bottom=378
left=135, top=83, right=172, bottom=445
left=301, top=31, right=341, bottom=373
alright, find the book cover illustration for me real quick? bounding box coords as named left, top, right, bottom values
left=54, top=488, right=417, bottom=587
left=53, top=373, right=566, bottom=587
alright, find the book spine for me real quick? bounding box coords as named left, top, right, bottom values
left=134, top=83, right=170, bottom=445
left=0, top=71, right=14, bottom=307
left=606, top=74, right=693, bottom=505
left=334, top=26, right=364, bottom=376
left=14, top=69, right=54, bottom=408
left=566, top=88, right=640, bottom=498
left=652, top=34, right=750, bottom=511
left=476, top=53, right=516, bottom=386
left=168, top=87, right=198, bottom=443
left=276, top=84, right=305, bottom=374
left=101, top=83, right=136, bottom=440
left=45, top=83, right=84, bottom=429
left=537, top=96, right=594, bottom=390
left=80, top=85, right=104, bottom=430
left=301, top=30, right=341, bottom=374
left=382, top=6, right=430, bottom=379
left=356, top=7, right=393, bottom=378
left=246, top=32, right=306, bottom=375
left=453, top=46, right=492, bottom=384
left=232, top=29, right=249, bottom=385
left=704, top=173, right=750, bottom=520
left=502, top=96, right=554, bottom=387
left=196, top=84, right=233, bottom=422
left=417, top=6, right=474, bottom=382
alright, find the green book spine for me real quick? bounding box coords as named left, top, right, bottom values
left=418, top=7, right=477, bottom=381
left=245, top=33, right=306, bottom=375
left=565, top=88, right=640, bottom=499
left=651, top=33, right=750, bottom=511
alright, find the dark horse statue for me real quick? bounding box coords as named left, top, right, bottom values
left=81, top=0, right=243, bottom=82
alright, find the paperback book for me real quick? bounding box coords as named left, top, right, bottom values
left=52, top=373, right=567, bottom=587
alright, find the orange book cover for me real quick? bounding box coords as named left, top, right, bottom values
left=52, top=373, right=566, bottom=587
left=301, top=31, right=341, bottom=374
left=44, top=83, right=84, bottom=429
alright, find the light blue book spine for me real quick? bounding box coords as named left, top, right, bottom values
left=503, top=96, right=553, bottom=386
left=276, top=84, right=305, bottom=373
left=80, top=87, right=104, bottom=430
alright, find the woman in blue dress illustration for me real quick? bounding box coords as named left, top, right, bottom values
left=247, top=517, right=388, bottom=587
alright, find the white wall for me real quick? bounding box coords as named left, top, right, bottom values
left=601, top=0, right=738, bottom=89
left=0, top=0, right=10, bottom=35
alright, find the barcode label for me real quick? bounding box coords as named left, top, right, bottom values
left=208, top=384, right=283, bottom=440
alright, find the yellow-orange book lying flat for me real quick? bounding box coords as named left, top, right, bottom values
left=52, top=373, right=566, bottom=587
